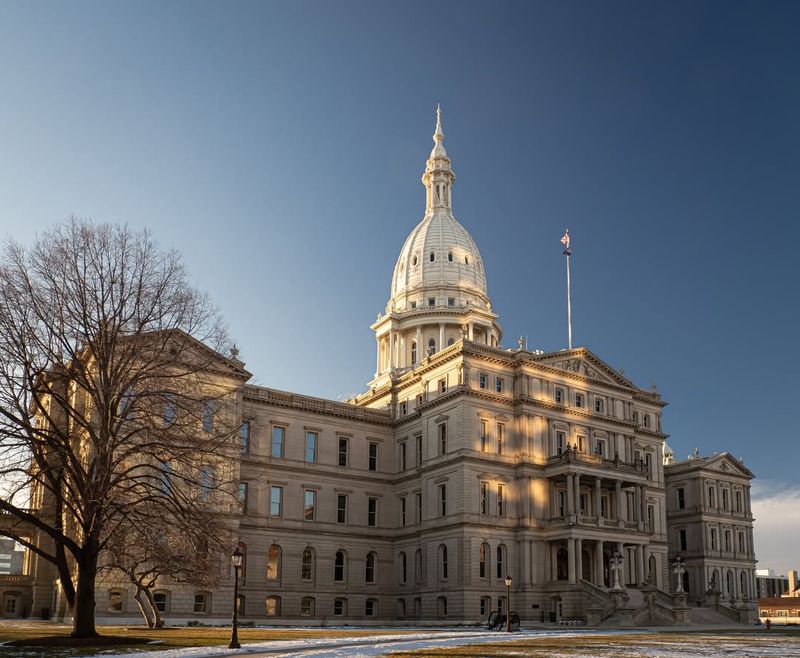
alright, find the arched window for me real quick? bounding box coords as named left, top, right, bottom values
left=412, top=255, right=418, bottom=267
left=479, top=543, right=488, bottom=578
left=334, top=550, right=346, bottom=582
left=439, top=544, right=448, bottom=580
left=740, top=571, right=748, bottom=599
left=496, top=545, right=505, bottom=579
left=365, top=552, right=377, bottom=583
left=267, top=544, right=281, bottom=580
left=726, top=569, right=734, bottom=597
left=300, top=596, right=315, bottom=616
left=415, top=549, right=423, bottom=584
left=301, top=547, right=315, bottom=582
left=411, top=341, right=417, bottom=364
left=430, top=251, right=435, bottom=262
left=447, top=337, right=455, bottom=346
left=265, top=595, right=281, bottom=616
left=399, top=552, right=407, bottom=584
left=428, top=338, right=436, bottom=355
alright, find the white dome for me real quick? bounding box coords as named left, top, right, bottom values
left=390, top=209, right=488, bottom=303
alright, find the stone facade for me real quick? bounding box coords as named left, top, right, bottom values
left=4, top=108, right=757, bottom=626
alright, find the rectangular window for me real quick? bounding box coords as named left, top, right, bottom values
left=574, top=393, right=584, bottom=408
left=239, top=481, right=249, bottom=513
left=400, top=401, right=407, bottom=415
left=272, top=426, right=285, bottom=458
left=722, top=489, right=729, bottom=511
left=447, top=297, right=455, bottom=307
left=495, top=377, right=504, bottom=393
left=497, top=484, right=505, bottom=516
left=738, top=532, right=745, bottom=553
left=677, top=487, right=685, bottom=510
left=711, top=528, right=718, bottom=550
left=708, top=487, right=716, bottom=508
left=270, top=486, right=283, bottom=517
left=199, top=466, right=214, bottom=500
left=479, top=373, right=488, bottom=389
left=240, top=421, right=251, bottom=452
left=368, top=442, right=378, bottom=471
left=159, top=460, right=173, bottom=496
left=367, top=497, right=377, bottom=527
left=600, top=495, right=609, bottom=518
left=644, top=414, right=651, bottom=428
left=304, top=489, right=316, bottom=521
left=400, top=442, right=407, bottom=471
left=193, top=593, right=208, bottom=613
left=724, top=530, right=731, bottom=551
left=416, top=492, right=422, bottom=524
left=439, top=484, right=447, bottom=517
left=735, top=491, right=742, bottom=512
left=554, top=387, right=564, bottom=404
left=577, top=435, right=586, bottom=452
left=337, top=494, right=348, bottom=524
left=428, top=297, right=436, bottom=307
left=305, top=431, right=318, bottom=463
left=153, top=592, right=168, bottom=613
left=480, top=482, right=488, bottom=514
left=497, top=423, right=504, bottom=454
left=679, top=529, right=687, bottom=552
left=416, top=435, right=422, bottom=466
left=163, top=393, right=176, bottom=425
left=595, top=438, right=606, bottom=457
left=338, top=437, right=349, bottom=467
left=202, top=402, right=214, bottom=433
left=556, top=431, right=566, bottom=456
left=594, top=398, right=604, bottom=414
left=333, top=598, right=346, bottom=616
left=410, top=301, right=417, bottom=309
left=438, top=423, right=447, bottom=455
left=438, top=378, right=446, bottom=394
left=558, top=491, right=566, bottom=517
left=480, top=420, right=488, bottom=452
left=400, top=496, right=406, bottom=526
left=580, top=493, right=588, bottom=515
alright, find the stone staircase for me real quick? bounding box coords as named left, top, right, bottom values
left=581, top=581, right=692, bottom=627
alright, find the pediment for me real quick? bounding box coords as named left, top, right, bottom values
left=705, top=453, right=754, bottom=479
left=534, top=349, right=635, bottom=389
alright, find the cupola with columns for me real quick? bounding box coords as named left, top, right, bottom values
left=370, top=107, right=502, bottom=385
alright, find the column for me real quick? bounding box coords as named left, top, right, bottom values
left=568, top=538, right=576, bottom=583
left=633, top=485, right=641, bottom=523
left=439, top=323, right=445, bottom=351
left=595, top=541, right=604, bottom=587
left=636, top=544, right=645, bottom=585
left=575, top=538, right=583, bottom=582
left=566, top=475, right=575, bottom=515
left=594, top=478, right=602, bottom=518
left=615, top=481, right=623, bottom=521
left=375, top=335, right=381, bottom=374
left=468, top=322, right=474, bottom=340
left=388, top=331, right=395, bottom=370
left=415, top=326, right=422, bottom=363
left=550, top=543, right=558, bottom=581
left=574, top=474, right=581, bottom=515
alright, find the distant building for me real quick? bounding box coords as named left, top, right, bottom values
left=756, top=569, right=791, bottom=599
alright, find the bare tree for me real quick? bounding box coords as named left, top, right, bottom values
left=0, top=219, right=247, bottom=637
left=100, top=501, right=232, bottom=628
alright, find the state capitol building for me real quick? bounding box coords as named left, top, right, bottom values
left=12, top=109, right=758, bottom=627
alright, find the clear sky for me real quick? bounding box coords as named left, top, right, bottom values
left=1, top=1, right=799, bottom=573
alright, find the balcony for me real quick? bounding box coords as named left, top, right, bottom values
left=546, top=448, right=647, bottom=476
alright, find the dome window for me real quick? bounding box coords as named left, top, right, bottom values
left=428, top=338, right=436, bottom=355
left=412, top=255, right=418, bottom=267
left=447, top=338, right=455, bottom=347
left=464, top=255, right=469, bottom=265
left=430, top=251, right=435, bottom=262
left=448, top=252, right=453, bottom=262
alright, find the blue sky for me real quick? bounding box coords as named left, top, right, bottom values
left=1, top=2, right=799, bottom=571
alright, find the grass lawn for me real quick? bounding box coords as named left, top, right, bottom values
left=0, top=623, right=431, bottom=657
left=392, top=629, right=800, bottom=657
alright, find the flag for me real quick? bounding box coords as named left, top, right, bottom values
left=561, top=229, right=571, bottom=255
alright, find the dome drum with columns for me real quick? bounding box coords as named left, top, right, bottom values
left=370, top=107, right=502, bottom=384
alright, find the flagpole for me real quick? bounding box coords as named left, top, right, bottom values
left=565, top=251, right=572, bottom=349
left=561, top=229, right=573, bottom=350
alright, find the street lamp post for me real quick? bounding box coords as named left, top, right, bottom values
left=229, top=546, right=243, bottom=649
left=504, top=574, right=512, bottom=632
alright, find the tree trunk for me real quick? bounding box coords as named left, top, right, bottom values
left=143, top=586, right=164, bottom=628
left=133, top=585, right=155, bottom=628
left=71, top=548, right=99, bottom=638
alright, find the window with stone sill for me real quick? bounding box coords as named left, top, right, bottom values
left=448, top=297, right=455, bottom=306
left=153, top=591, right=169, bottom=613
left=554, top=387, right=564, bottom=404
left=334, top=598, right=347, bottom=616
left=574, top=392, right=584, bottom=408
left=410, top=301, right=417, bottom=309
left=301, top=596, right=315, bottom=616
left=366, top=598, right=378, bottom=616
left=428, top=297, right=435, bottom=307
left=479, top=373, right=488, bottom=389
left=368, top=442, right=378, bottom=471
left=439, top=378, right=446, bottom=394
left=265, top=595, right=281, bottom=616
left=240, top=421, right=251, bottom=452
left=495, top=377, right=504, bottom=393
left=367, top=497, right=378, bottom=527
left=193, top=592, right=210, bottom=614
left=594, top=398, right=604, bottom=414
left=338, top=437, right=349, bottom=467
left=400, top=401, right=408, bottom=416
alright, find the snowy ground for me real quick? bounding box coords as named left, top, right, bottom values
left=74, top=628, right=800, bottom=658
